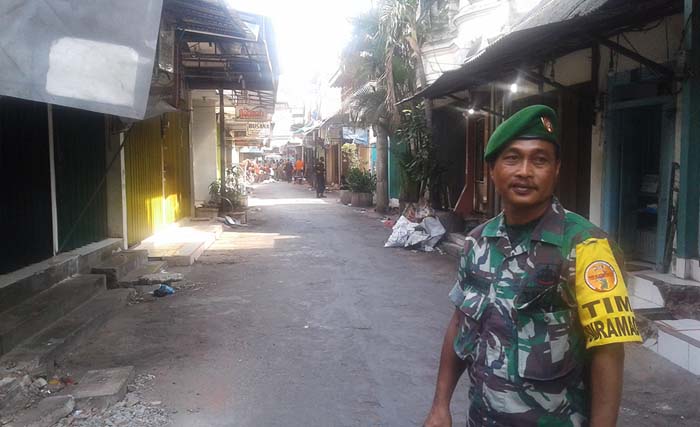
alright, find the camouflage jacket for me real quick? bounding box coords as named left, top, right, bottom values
left=449, top=198, right=641, bottom=426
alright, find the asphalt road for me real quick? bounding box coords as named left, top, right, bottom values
left=67, top=182, right=700, bottom=426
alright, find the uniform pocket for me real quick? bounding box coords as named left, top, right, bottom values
left=457, top=272, right=491, bottom=320
left=516, top=309, right=577, bottom=381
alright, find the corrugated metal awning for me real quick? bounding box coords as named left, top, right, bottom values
left=168, top=0, right=279, bottom=112
left=415, top=0, right=681, bottom=100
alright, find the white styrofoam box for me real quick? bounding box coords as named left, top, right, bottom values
left=628, top=274, right=665, bottom=306
left=629, top=295, right=663, bottom=310
left=676, top=258, right=691, bottom=280
left=690, top=259, right=700, bottom=282
left=657, top=329, right=690, bottom=371
left=658, top=319, right=700, bottom=331
left=681, top=329, right=700, bottom=342
left=689, top=345, right=700, bottom=375
left=642, top=337, right=658, bottom=353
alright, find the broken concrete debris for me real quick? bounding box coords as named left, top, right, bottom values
left=7, top=395, right=74, bottom=427
left=55, top=373, right=169, bottom=427
left=59, top=366, right=134, bottom=411
left=137, top=272, right=184, bottom=285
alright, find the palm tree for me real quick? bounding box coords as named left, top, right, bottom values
left=339, top=10, right=394, bottom=212
left=339, top=1, right=425, bottom=212
left=377, top=0, right=432, bottom=127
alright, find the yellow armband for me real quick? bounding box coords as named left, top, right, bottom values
left=575, top=238, right=642, bottom=348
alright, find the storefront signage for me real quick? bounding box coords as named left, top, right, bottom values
left=246, top=122, right=270, bottom=137
left=238, top=108, right=266, bottom=119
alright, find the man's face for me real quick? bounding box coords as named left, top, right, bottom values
left=489, top=139, right=560, bottom=209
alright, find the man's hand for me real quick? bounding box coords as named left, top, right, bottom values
left=424, top=403, right=452, bottom=427
left=589, top=343, right=625, bottom=427
left=424, top=309, right=467, bottom=427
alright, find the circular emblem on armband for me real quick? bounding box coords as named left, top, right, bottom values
left=584, top=260, right=618, bottom=292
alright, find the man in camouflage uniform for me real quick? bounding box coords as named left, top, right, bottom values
left=424, top=105, right=641, bottom=427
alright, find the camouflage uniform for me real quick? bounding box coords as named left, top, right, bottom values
left=449, top=198, right=641, bottom=426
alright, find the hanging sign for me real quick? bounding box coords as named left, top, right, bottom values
left=246, top=122, right=270, bottom=137
left=238, top=109, right=266, bottom=119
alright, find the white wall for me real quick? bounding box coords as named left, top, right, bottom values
left=191, top=97, right=218, bottom=204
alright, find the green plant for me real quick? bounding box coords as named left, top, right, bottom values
left=341, top=143, right=361, bottom=169
left=208, top=180, right=221, bottom=202
left=395, top=104, right=445, bottom=201
left=347, top=167, right=376, bottom=193
left=208, top=164, right=246, bottom=209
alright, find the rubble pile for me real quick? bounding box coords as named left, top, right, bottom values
left=0, top=370, right=77, bottom=424
left=55, top=374, right=170, bottom=427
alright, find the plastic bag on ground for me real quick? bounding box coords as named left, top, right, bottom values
left=384, top=216, right=418, bottom=248
left=420, top=216, right=446, bottom=250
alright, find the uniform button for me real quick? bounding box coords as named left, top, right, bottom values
left=544, top=315, right=551, bottom=322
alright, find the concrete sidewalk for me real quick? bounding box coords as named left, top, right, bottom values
left=62, top=182, right=700, bottom=426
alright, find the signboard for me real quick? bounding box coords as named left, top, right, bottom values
left=342, top=127, right=369, bottom=145
left=246, top=122, right=270, bottom=137
left=238, top=108, right=266, bottom=119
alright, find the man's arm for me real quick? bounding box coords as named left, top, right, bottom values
left=424, top=309, right=468, bottom=427
left=589, top=343, right=625, bottom=427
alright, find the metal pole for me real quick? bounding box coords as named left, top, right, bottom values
left=119, top=132, right=128, bottom=249
left=219, top=88, right=226, bottom=199
left=47, top=104, right=59, bottom=255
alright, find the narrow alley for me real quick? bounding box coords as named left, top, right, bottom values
left=61, top=183, right=700, bottom=427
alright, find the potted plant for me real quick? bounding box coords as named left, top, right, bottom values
left=195, top=165, right=248, bottom=219
left=347, top=167, right=376, bottom=207
left=339, top=143, right=359, bottom=205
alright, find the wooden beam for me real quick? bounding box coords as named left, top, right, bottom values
left=516, top=68, right=574, bottom=94
left=596, top=36, right=674, bottom=79
left=591, top=43, right=600, bottom=125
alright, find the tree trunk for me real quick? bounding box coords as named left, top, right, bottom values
left=384, top=47, right=401, bottom=130
left=375, top=124, right=390, bottom=213
left=406, top=33, right=433, bottom=128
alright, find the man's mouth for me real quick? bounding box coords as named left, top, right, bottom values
left=510, top=184, right=536, bottom=195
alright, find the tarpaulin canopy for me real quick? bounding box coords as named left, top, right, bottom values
left=0, top=0, right=163, bottom=119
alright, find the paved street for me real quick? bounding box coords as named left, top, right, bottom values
left=66, top=182, right=700, bottom=426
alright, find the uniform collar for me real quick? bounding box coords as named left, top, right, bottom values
left=482, top=197, right=565, bottom=247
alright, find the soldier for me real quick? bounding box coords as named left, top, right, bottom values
left=315, top=157, right=326, bottom=198
left=424, top=105, right=641, bottom=427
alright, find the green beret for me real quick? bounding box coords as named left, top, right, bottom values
left=484, top=104, right=559, bottom=161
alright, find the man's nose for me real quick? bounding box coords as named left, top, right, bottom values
left=515, top=159, right=534, bottom=177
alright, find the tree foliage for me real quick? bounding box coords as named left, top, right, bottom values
left=395, top=104, right=444, bottom=201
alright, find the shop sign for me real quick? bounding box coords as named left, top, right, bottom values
left=238, top=108, right=266, bottom=119
left=246, top=122, right=270, bottom=137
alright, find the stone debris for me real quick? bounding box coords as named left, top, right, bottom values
left=8, top=395, right=74, bottom=427
left=0, top=372, right=64, bottom=421
left=55, top=373, right=169, bottom=427
left=137, top=272, right=184, bottom=285
left=59, top=366, right=134, bottom=411
left=31, top=378, right=47, bottom=390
